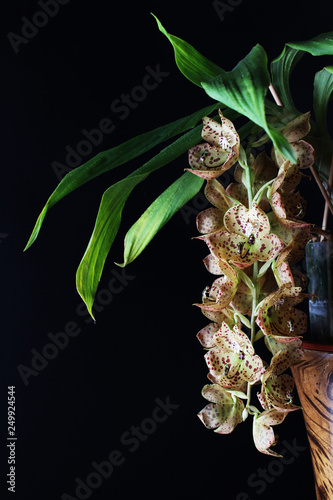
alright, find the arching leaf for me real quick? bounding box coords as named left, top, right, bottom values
left=24, top=103, right=218, bottom=251
left=153, top=14, right=223, bottom=86
left=271, top=31, right=333, bottom=113
left=118, top=172, right=203, bottom=267
left=313, top=66, right=333, bottom=133
left=312, top=66, right=333, bottom=183
left=201, top=45, right=296, bottom=164
left=76, top=124, right=207, bottom=318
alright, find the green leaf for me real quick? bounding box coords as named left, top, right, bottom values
left=75, top=123, right=208, bottom=318
left=270, top=46, right=304, bottom=114
left=313, top=66, right=333, bottom=133
left=313, top=66, right=333, bottom=183
left=76, top=175, right=143, bottom=319
left=266, top=124, right=297, bottom=162
left=24, top=103, right=219, bottom=251
left=271, top=32, right=333, bottom=183
left=203, top=45, right=270, bottom=124
left=118, top=172, right=203, bottom=267
left=271, top=31, right=333, bottom=113
left=155, top=16, right=296, bottom=163
left=153, top=14, right=223, bottom=87
left=201, top=45, right=297, bottom=164
left=287, top=31, right=333, bottom=56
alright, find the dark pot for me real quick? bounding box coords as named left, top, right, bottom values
left=290, top=241, right=333, bottom=499
left=305, top=240, right=333, bottom=344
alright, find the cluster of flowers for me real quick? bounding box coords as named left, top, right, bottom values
left=188, top=110, right=314, bottom=455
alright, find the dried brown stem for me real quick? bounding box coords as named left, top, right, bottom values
left=311, top=226, right=333, bottom=240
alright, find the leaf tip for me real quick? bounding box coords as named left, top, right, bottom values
left=114, top=261, right=126, bottom=268
left=82, top=298, right=96, bottom=323
left=151, top=12, right=162, bottom=30
left=23, top=240, right=32, bottom=252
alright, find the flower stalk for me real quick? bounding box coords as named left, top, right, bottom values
left=193, top=110, right=312, bottom=455
left=322, top=157, right=333, bottom=231
left=24, top=18, right=333, bottom=460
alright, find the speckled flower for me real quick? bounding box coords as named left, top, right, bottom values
left=271, top=112, right=314, bottom=169
left=264, top=334, right=304, bottom=357
left=198, top=384, right=244, bottom=434
left=256, top=283, right=308, bottom=338
left=200, top=305, right=240, bottom=330
left=253, top=409, right=288, bottom=456
left=270, top=160, right=307, bottom=220
left=195, top=259, right=238, bottom=313
left=273, top=230, right=311, bottom=288
left=204, top=323, right=265, bottom=387
left=267, top=212, right=312, bottom=265
left=187, top=110, right=240, bottom=179
left=198, top=202, right=284, bottom=269
left=197, top=322, right=221, bottom=348
left=257, top=350, right=302, bottom=412
left=196, top=179, right=232, bottom=235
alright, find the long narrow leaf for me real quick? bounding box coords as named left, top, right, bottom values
left=76, top=124, right=206, bottom=317
left=203, top=45, right=270, bottom=125
left=153, top=14, right=223, bottom=86
left=25, top=103, right=218, bottom=250
left=313, top=66, right=333, bottom=182
left=118, top=172, right=203, bottom=267
left=155, top=17, right=296, bottom=164
left=76, top=174, right=144, bottom=319
left=201, top=45, right=297, bottom=164
left=271, top=31, right=333, bottom=113
left=313, top=66, right=333, bottom=133
left=270, top=46, right=304, bottom=114
left=287, top=31, right=333, bottom=56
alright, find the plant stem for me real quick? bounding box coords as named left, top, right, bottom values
left=244, top=161, right=254, bottom=207
left=269, top=83, right=283, bottom=106
left=246, top=260, right=259, bottom=407
left=250, top=261, right=259, bottom=344
left=244, top=154, right=259, bottom=408
left=310, top=164, right=333, bottom=216
left=321, top=155, right=333, bottom=239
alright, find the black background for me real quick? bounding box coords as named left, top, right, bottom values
left=1, top=1, right=332, bottom=499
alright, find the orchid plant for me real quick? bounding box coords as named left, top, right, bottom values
left=193, top=110, right=312, bottom=455
left=25, top=17, right=333, bottom=456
